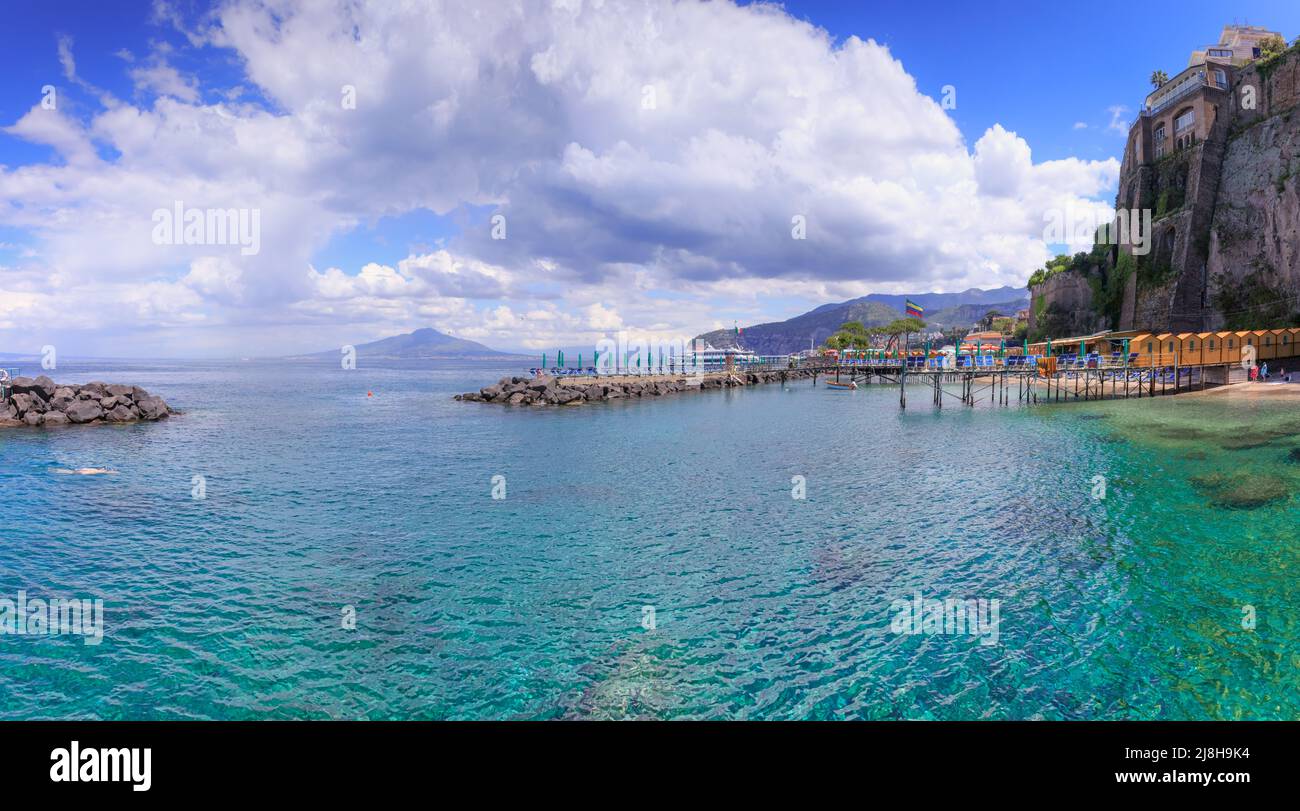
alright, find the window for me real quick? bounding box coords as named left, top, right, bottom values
left=1168, top=341, right=1175, bottom=352
left=1253, top=47, right=1262, bottom=58
left=1229, top=339, right=1235, bottom=348
left=1247, top=337, right=1254, bottom=345
left=1175, top=109, right=1195, bottom=132
left=1213, top=68, right=1227, bottom=88
left=1210, top=339, right=1217, bottom=349
left=1266, top=336, right=1273, bottom=345
left=1284, top=335, right=1290, bottom=345
left=1190, top=340, right=1197, bottom=350
left=1154, top=125, right=1166, bottom=141
left=1147, top=342, right=1153, bottom=353
left=1210, top=48, right=1233, bottom=58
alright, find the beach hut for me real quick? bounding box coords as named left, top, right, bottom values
left=1271, top=328, right=1294, bottom=359
left=1177, top=333, right=1202, bottom=366
left=1253, top=330, right=1276, bottom=360
left=1154, top=333, right=1176, bottom=366
left=1129, top=332, right=1154, bottom=365
left=1199, top=332, right=1223, bottom=365
left=1284, top=328, right=1300, bottom=359
left=1232, top=331, right=1258, bottom=366
left=1219, top=331, right=1240, bottom=365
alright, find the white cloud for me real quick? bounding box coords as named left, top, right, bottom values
left=0, top=0, right=1120, bottom=356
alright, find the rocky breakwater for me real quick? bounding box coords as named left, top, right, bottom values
left=1, top=375, right=173, bottom=428
left=456, top=368, right=822, bottom=406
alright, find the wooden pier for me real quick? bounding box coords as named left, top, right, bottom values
left=524, top=353, right=1254, bottom=411
left=809, top=357, right=1248, bottom=409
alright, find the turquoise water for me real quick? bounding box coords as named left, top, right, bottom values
left=1, top=359, right=1297, bottom=720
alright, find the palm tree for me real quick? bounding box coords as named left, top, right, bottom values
left=1150, top=70, right=1168, bottom=89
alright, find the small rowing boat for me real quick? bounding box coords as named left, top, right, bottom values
left=824, top=380, right=857, bottom=391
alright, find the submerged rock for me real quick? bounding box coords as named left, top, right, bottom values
left=1220, top=432, right=1278, bottom=450
left=1190, top=472, right=1291, bottom=509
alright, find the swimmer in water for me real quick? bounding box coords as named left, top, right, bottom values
left=52, top=467, right=118, bottom=475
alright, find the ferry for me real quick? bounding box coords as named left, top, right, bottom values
left=691, top=344, right=758, bottom=370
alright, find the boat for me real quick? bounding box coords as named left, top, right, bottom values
left=824, top=380, right=857, bottom=390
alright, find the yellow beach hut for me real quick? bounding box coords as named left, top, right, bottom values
left=1177, top=333, right=1202, bottom=366
left=1199, top=332, right=1223, bottom=365
left=1254, top=330, right=1276, bottom=360
left=1234, top=331, right=1255, bottom=364
left=1272, top=328, right=1295, bottom=359
left=1286, top=328, right=1300, bottom=358
left=1154, top=333, right=1177, bottom=366
left=1130, top=332, right=1154, bottom=365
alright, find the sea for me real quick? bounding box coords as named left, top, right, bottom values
left=1, top=358, right=1297, bottom=719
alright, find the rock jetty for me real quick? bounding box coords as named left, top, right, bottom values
left=1, top=375, right=173, bottom=428
left=456, top=368, right=823, bottom=406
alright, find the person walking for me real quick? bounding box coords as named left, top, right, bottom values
left=1261, top=361, right=1269, bottom=381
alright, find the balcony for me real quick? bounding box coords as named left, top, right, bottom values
left=1146, top=70, right=1206, bottom=116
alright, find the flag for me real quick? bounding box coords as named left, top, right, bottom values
left=734, top=321, right=743, bottom=337
left=905, top=299, right=923, bottom=318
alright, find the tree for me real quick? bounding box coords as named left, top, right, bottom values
left=824, top=320, right=874, bottom=350
left=880, top=317, right=927, bottom=353
left=1150, top=70, right=1168, bottom=89
left=1260, top=34, right=1287, bottom=60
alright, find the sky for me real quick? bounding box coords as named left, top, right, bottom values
left=2, top=0, right=1299, bottom=358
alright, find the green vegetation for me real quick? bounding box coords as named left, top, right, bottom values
left=824, top=320, right=875, bottom=349
left=1155, top=190, right=1169, bottom=218
left=1089, top=251, right=1132, bottom=330
left=1255, top=36, right=1300, bottom=83
left=1260, top=34, right=1288, bottom=61
left=1030, top=302, right=1074, bottom=343
left=823, top=317, right=927, bottom=350
left=1210, top=262, right=1300, bottom=329
left=1026, top=247, right=1107, bottom=289
left=1135, top=251, right=1176, bottom=291
left=1150, top=70, right=1168, bottom=89
left=1278, top=161, right=1295, bottom=194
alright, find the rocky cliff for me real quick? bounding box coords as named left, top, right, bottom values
left=1031, top=44, right=1300, bottom=334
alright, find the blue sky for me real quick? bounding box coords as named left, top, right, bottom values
left=1, top=1, right=1297, bottom=357
left=780, top=0, right=1300, bottom=158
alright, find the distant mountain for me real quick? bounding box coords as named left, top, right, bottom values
left=695, top=287, right=1029, bottom=355
left=292, top=327, right=528, bottom=360
left=860, top=286, right=1027, bottom=313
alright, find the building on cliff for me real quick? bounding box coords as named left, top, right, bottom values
left=1032, top=24, right=1300, bottom=339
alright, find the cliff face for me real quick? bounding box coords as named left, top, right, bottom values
left=1205, top=110, right=1300, bottom=328
left=1028, top=268, right=1104, bottom=338
left=1031, top=45, right=1300, bottom=333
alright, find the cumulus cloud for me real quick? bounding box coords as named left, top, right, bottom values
left=0, top=0, right=1119, bottom=356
